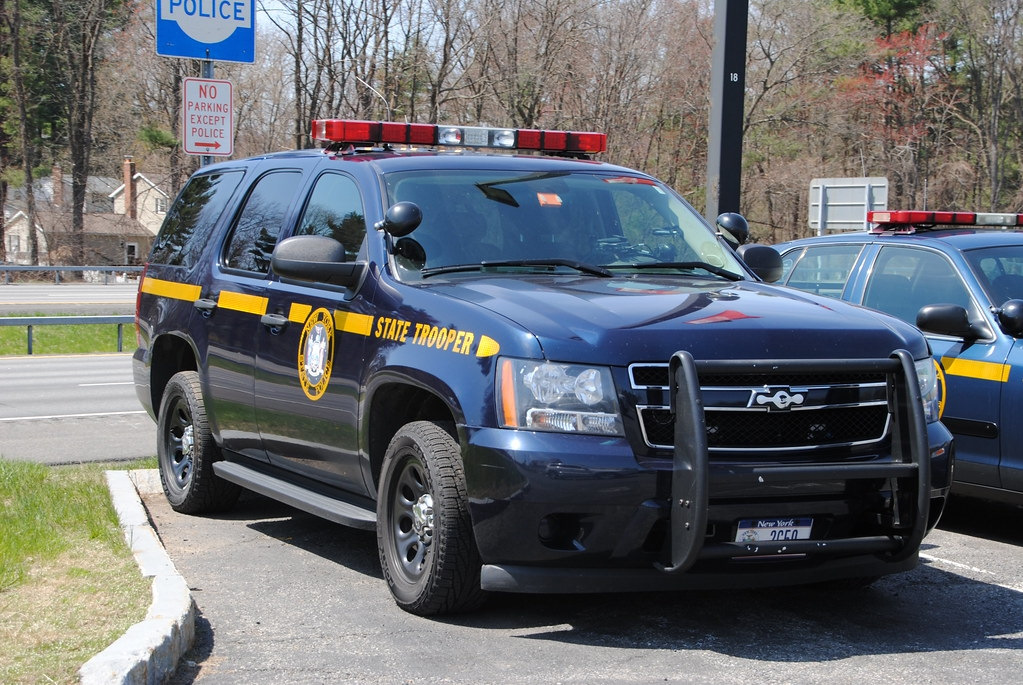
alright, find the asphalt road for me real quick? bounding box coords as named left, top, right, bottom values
left=141, top=484, right=1023, bottom=685
left=0, top=283, right=154, bottom=463
left=0, top=354, right=156, bottom=463
left=0, top=281, right=139, bottom=314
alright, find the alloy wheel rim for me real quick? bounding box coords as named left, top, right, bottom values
left=167, top=398, right=194, bottom=489
left=390, top=457, right=433, bottom=580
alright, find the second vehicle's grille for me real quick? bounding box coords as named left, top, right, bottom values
left=630, top=362, right=891, bottom=452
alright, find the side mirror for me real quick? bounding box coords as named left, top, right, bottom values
left=271, top=235, right=365, bottom=288
left=998, top=299, right=1023, bottom=337
left=715, top=212, right=749, bottom=247
left=376, top=201, right=423, bottom=237
left=916, top=303, right=984, bottom=341
left=737, top=244, right=783, bottom=283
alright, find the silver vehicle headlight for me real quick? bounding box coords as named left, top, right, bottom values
left=915, top=357, right=943, bottom=423
left=497, top=358, right=624, bottom=435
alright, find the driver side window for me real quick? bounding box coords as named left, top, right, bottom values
left=222, top=171, right=302, bottom=274
left=295, top=173, right=367, bottom=260
left=863, top=246, right=976, bottom=324
left=782, top=244, right=862, bottom=299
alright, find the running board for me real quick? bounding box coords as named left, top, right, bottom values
left=214, top=461, right=377, bottom=530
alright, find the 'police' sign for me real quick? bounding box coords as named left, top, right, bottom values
left=156, top=0, right=255, bottom=63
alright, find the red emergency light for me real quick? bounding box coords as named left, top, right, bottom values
left=310, top=119, right=607, bottom=155
left=869, top=210, right=1023, bottom=232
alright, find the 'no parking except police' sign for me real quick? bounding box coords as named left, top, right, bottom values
left=156, top=0, right=255, bottom=63
left=183, top=78, right=233, bottom=157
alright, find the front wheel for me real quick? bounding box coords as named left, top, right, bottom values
left=376, top=421, right=487, bottom=615
left=157, top=371, right=240, bottom=514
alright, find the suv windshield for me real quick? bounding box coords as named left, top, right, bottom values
left=384, top=169, right=745, bottom=280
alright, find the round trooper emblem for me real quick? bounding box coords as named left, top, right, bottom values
left=298, top=308, right=335, bottom=401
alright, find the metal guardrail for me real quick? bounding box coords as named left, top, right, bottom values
left=1, top=265, right=144, bottom=284
left=0, top=315, right=135, bottom=354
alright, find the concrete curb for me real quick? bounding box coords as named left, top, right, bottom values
left=79, top=470, right=194, bottom=685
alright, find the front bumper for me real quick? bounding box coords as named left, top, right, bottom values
left=464, top=351, right=953, bottom=593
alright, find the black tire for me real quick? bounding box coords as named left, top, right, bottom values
left=157, top=370, right=240, bottom=514
left=377, top=421, right=487, bottom=615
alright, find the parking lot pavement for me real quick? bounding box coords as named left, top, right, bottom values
left=138, top=482, right=1023, bottom=685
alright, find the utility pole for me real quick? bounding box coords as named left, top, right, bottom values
left=705, top=0, right=749, bottom=221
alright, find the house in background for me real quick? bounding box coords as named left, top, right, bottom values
left=3, top=157, right=166, bottom=265
left=109, top=157, right=171, bottom=236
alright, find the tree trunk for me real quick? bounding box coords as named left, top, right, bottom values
left=7, top=0, right=40, bottom=264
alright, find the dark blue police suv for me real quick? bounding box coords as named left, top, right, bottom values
left=134, top=123, right=953, bottom=615
left=777, top=210, right=1023, bottom=508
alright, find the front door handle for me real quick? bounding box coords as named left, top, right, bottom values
left=194, top=297, right=217, bottom=316
left=261, top=313, right=289, bottom=333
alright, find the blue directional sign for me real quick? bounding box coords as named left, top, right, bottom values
left=156, top=0, right=255, bottom=63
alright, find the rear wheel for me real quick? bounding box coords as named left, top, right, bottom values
left=157, top=371, right=240, bottom=514
left=377, top=421, right=486, bottom=615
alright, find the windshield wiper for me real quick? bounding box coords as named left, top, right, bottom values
left=475, top=171, right=570, bottom=207
left=481, top=259, right=613, bottom=277
left=421, top=259, right=612, bottom=279
left=622, top=261, right=744, bottom=281
left=419, top=264, right=488, bottom=278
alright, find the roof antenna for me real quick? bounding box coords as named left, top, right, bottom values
left=352, top=74, right=392, bottom=122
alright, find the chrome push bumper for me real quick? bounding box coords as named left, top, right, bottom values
left=659, top=349, right=930, bottom=573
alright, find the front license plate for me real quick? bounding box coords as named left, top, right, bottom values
left=735, top=517, right=813, bottom=543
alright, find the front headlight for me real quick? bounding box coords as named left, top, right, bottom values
left=497, top=358, right=624, bottom=435
left=915, top=357, right=943, bottom=423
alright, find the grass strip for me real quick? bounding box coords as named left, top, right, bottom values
left=0, top=458, right=156, bottom=683
left=0, top=314, right=132, bottom=356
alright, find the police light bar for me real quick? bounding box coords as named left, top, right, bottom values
left=869, top=210, right=1023, bottom=229
left=310, top=119, right=607, bottom=154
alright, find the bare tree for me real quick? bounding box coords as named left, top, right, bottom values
left=68, top=0, right=1023, bottom=242
left=476, top=0, right=596, bottom=128
left=49, top=0, right=131, bottom=265
left=933, top=0, right=1023, bottom=210
left=94, top=3, right=193, bottom=195
left=742, top=0, right=873, bottom=240
left=573, top=0, right=689, bottom=169
left=421, top=0, right=480, bottom=121
left=0, top=0, right=11, bottom=263
left=1, top=0, right=41, bottom=263
left=233, top=35, right=296, bottom=155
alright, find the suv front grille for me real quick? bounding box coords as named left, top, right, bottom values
left=637, top=405, right=889, bottom=450
left=630, top=363, right=890, bottom=452
left=629, top=365, right=888, bottom=389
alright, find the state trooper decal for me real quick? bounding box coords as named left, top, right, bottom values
left=298, top=308, right=335, bottom=401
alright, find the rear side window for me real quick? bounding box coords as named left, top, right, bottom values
left=222, top=170, right=303, bottom=274
left=150, top=171, right=244, bottom=267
